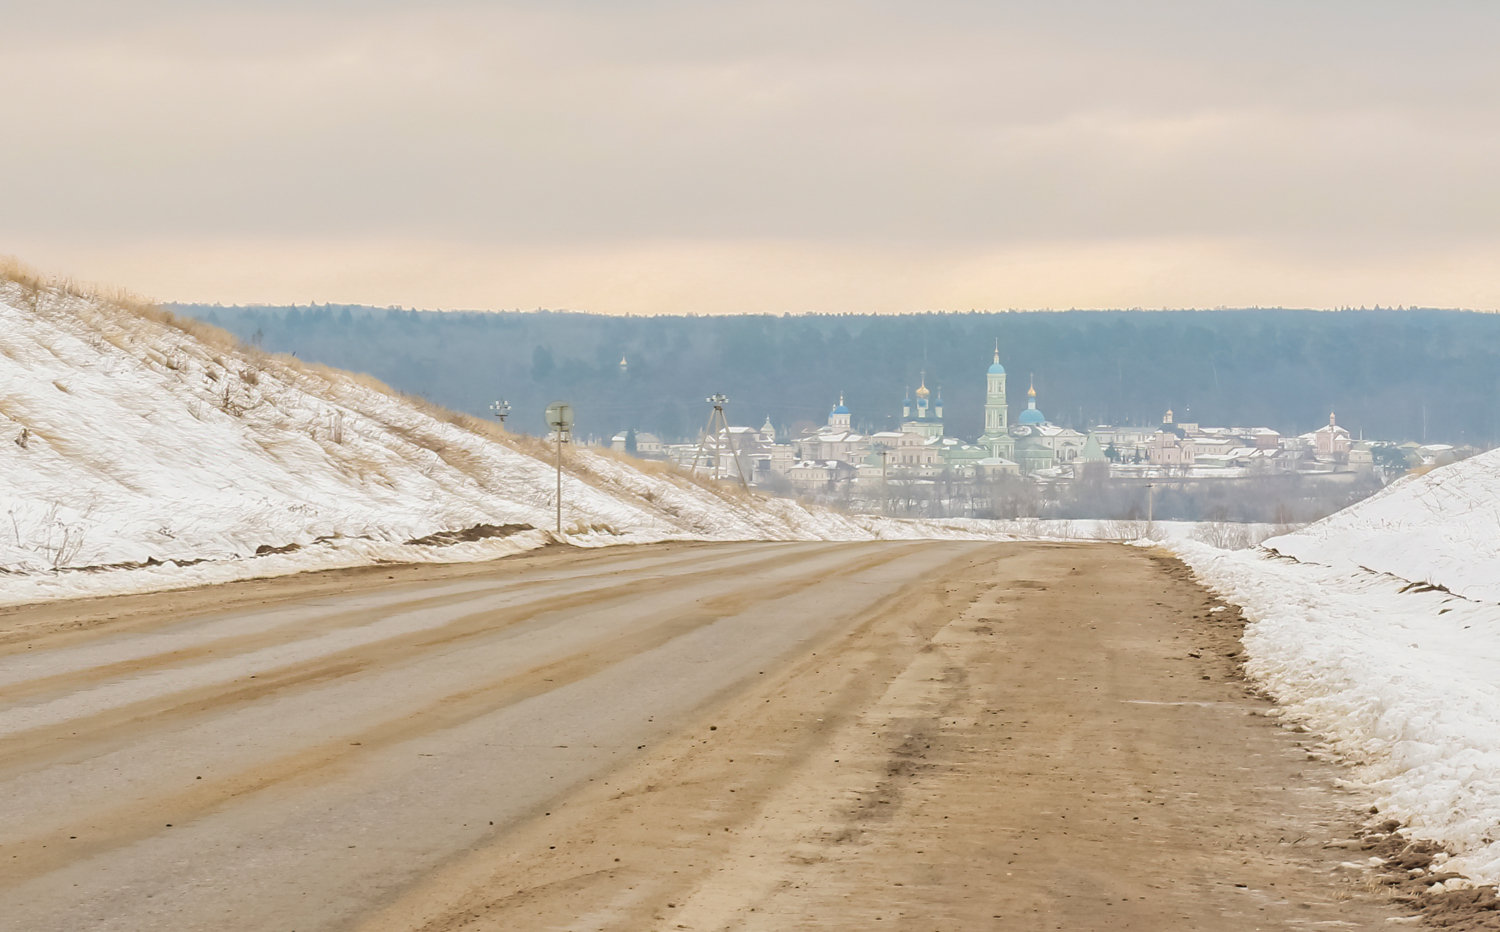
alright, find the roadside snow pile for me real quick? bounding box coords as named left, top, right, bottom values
left=1170, top=451, right=1500, bottom=885
left=1261, top=450, right=1500, bottom=602
left=0, top=274, right=1015, bottom=606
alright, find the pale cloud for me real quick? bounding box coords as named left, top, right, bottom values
left=2, top=1, right=1498, bottom=310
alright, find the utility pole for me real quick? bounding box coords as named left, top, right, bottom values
left=872, top=441, right=890, bottom=516
left=544, top=401, right=573, bottom=536
left=692, top=394, right=748, bottom=490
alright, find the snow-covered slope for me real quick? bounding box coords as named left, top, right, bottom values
left=0, top=273, right=1009, bottom=605
left=1171, top=452, right=1500, bottom=885
left=1262, top=449, right=1500, bottom=601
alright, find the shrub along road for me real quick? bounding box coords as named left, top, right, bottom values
left=0, top=541, right=1401, bottom=930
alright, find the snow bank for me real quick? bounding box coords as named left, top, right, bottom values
left=1262, top=448, right=1500, bottom=601
left=1169, top=452, right=1500, bottom=884
left=0, top=279, right=1025, bottom=606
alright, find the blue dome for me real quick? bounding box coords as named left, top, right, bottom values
left=1019, top=407, right=1046, bottom=425
left=988, top=362, right=1006, bottom=375
left=831, top=404, right=849, bottom=415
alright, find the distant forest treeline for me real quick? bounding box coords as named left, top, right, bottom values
left=171, top=304, right=1500, bottom=447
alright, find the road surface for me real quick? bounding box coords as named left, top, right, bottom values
left=0, top=541, right=1400, bottom=930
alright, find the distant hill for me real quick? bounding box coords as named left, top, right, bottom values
left=171, top=304, right=1500, bottom=447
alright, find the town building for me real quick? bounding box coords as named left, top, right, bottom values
left=1147, top=409, right=1198, bottom=468
left=608, top=430, right=665, bottom=457
left=900, top=376, right=945, bottom=440
left=794, top=396, right=872, bottom=464
left=1308, top=413, right=1353, bottom=462
left=786, top=459, right=859, bottom=493
left=1008, top=378, right=1084, bottom=473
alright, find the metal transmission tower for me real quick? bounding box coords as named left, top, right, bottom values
left=692, top=394, right=749, bottom=490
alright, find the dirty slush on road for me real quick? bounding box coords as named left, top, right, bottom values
left=361, top=542, right=1444, bottom=932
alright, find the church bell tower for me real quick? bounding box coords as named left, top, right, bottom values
left=980, top=341, right=1014, bottom=461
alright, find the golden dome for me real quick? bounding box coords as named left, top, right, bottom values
left=915, top=373, right=930, bottom=398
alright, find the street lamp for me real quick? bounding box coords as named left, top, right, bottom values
left=489, top=399, right=510, bottom=425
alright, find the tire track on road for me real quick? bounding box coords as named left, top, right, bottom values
left=0, top=542, right=829, bottom=710
left=0, top=540, right=776, bottom=652
left=0, top=542, right=928, bottom=892
left=0, top=542, right=858, bottom=754
left=355, top=542, right=1017, bottom=932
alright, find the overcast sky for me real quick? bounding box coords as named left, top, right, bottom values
left=4, top=1, right=1498, bottom=312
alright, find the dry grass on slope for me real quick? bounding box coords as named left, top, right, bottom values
left=0, top=255, right=767, bottom=527
left=3, top=255, right=230, bottom=346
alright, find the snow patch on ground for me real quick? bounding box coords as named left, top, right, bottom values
left=1168, top=452, right=1500, bottom=885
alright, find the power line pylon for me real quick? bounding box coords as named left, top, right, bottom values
left=692, top=394, right=749, bottom=490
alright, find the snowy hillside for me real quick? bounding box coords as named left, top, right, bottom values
left=1172, top=451, right=1500, bottom=886
left=0, top=269, right=1008, bottom=606
left=1261, top=449, right=1500, bottom=601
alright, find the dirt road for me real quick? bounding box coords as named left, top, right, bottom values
left=0, top=541, right=1399, bottom=930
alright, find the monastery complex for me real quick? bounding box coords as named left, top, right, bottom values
left=609, top=344, right=1459, bottom=497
